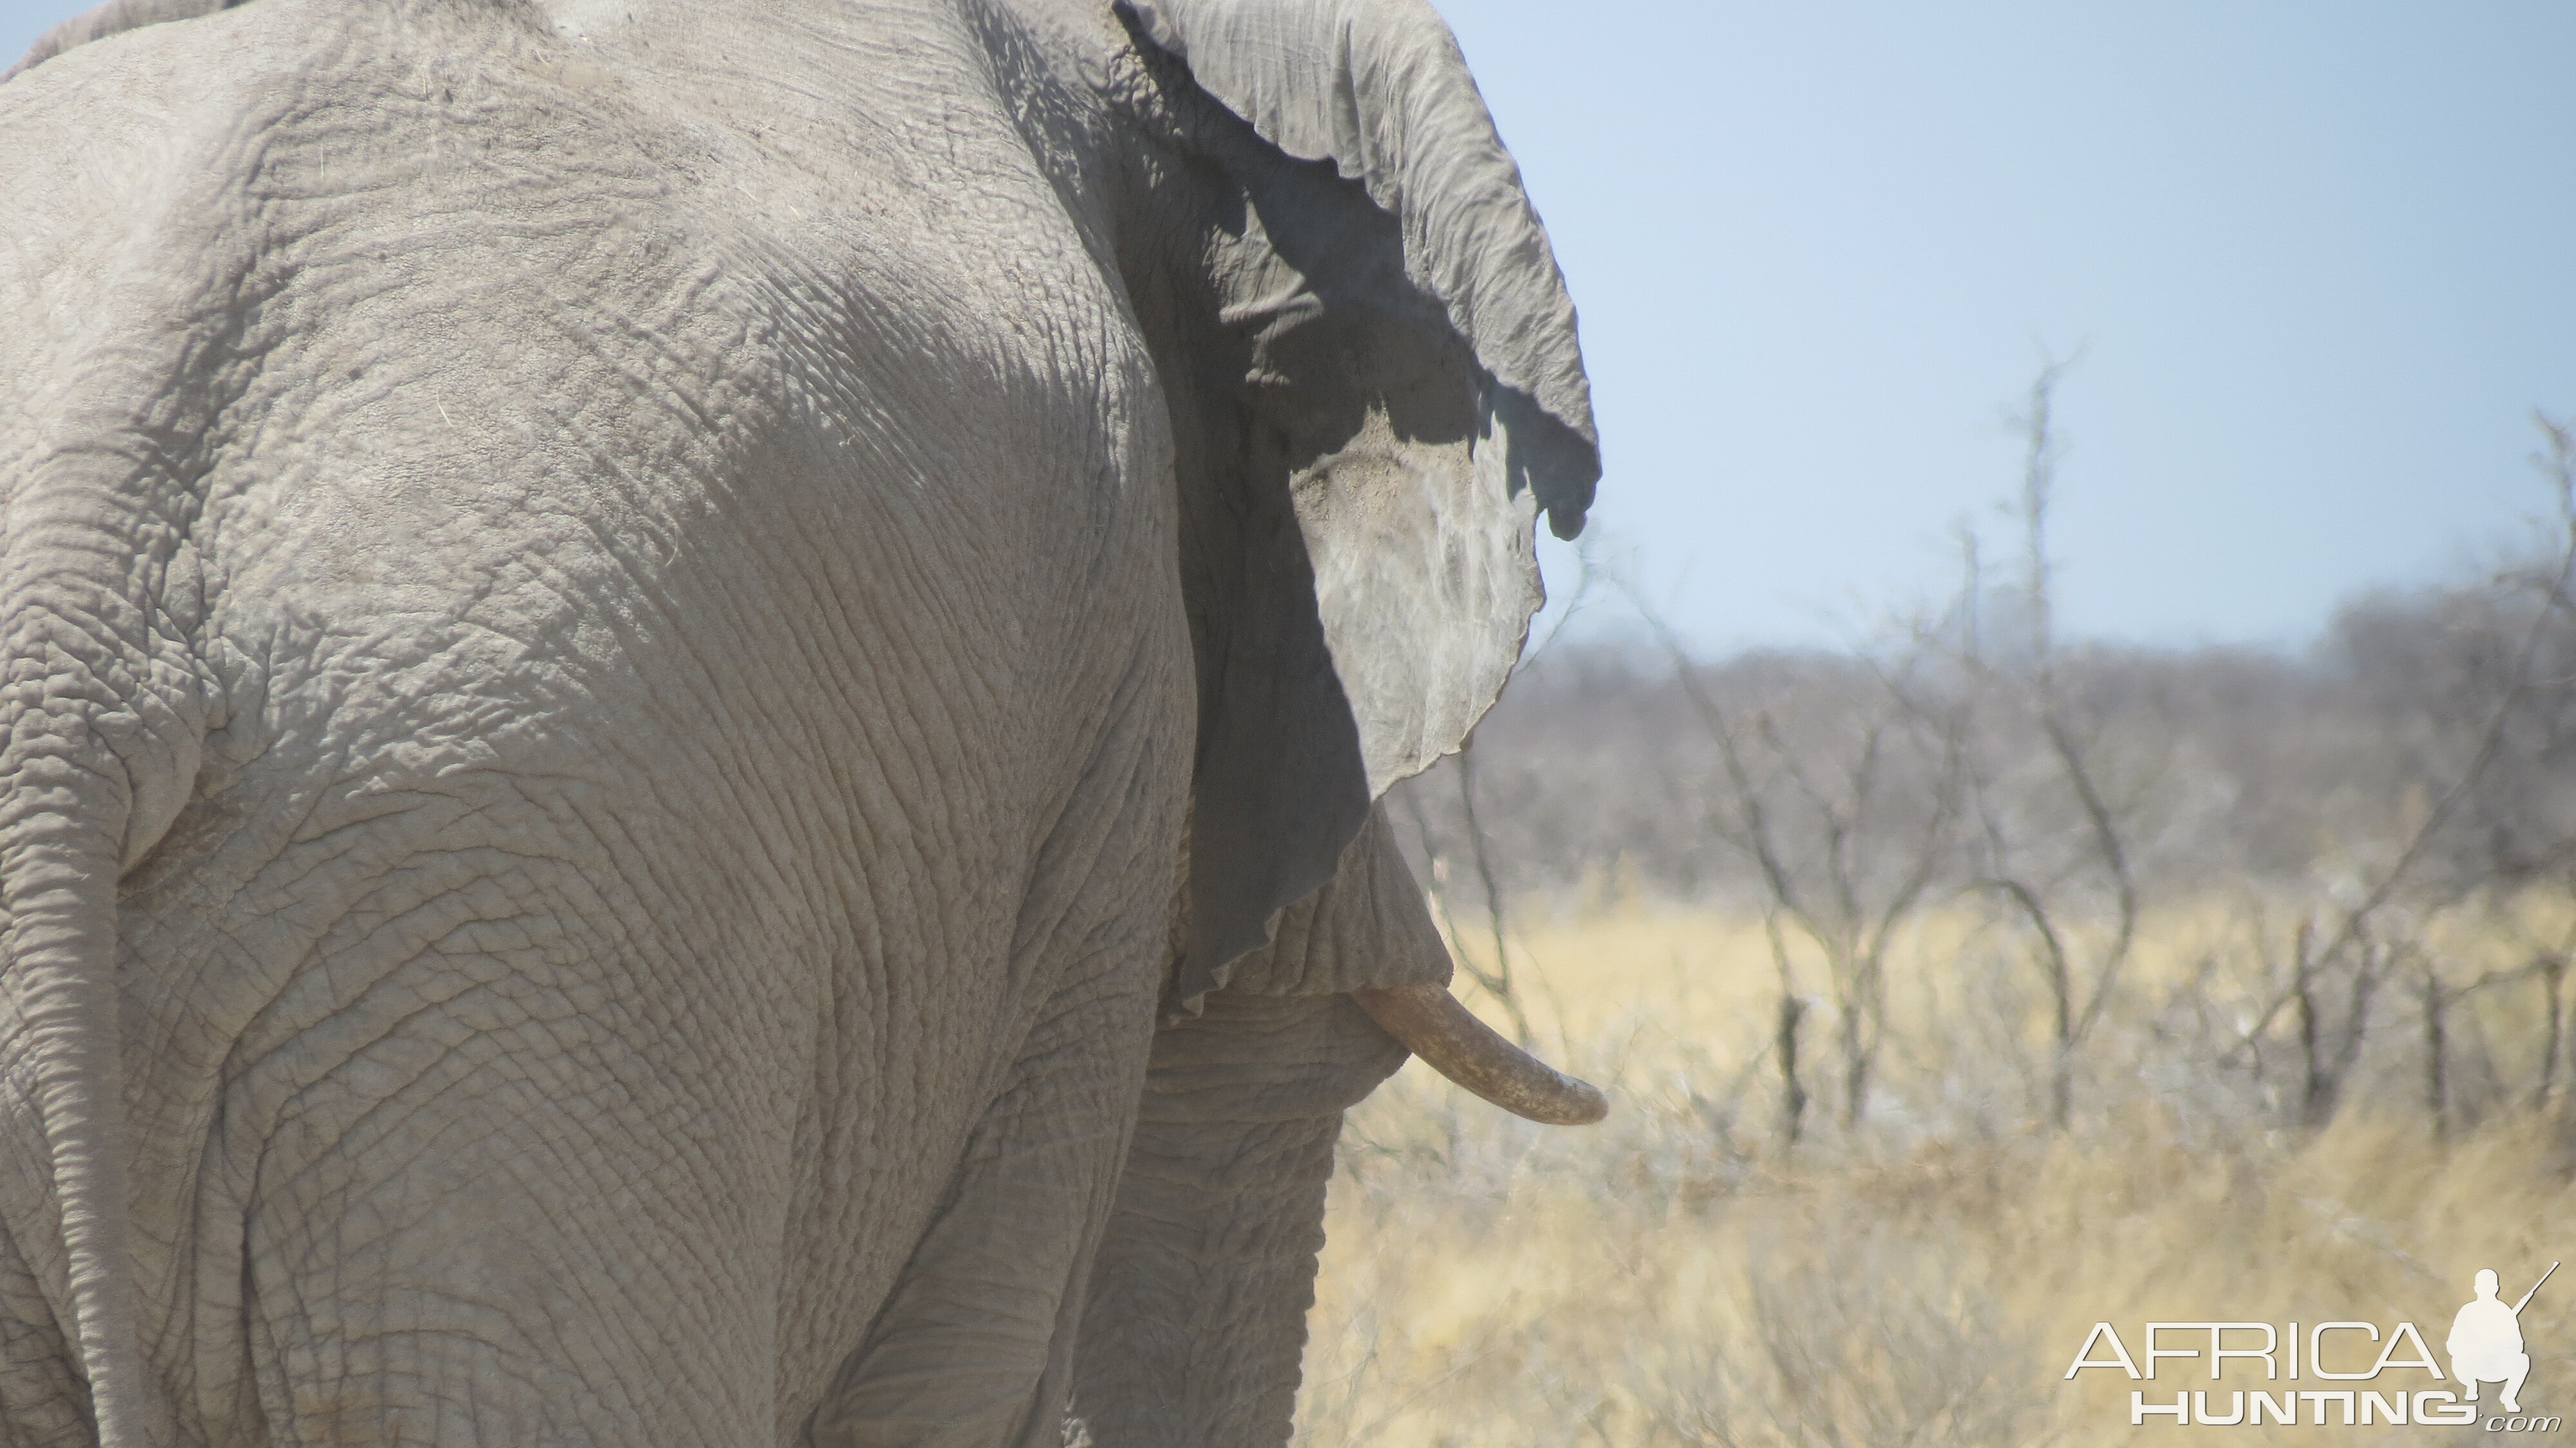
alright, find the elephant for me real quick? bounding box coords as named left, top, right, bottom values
left=0, top=0, right=1604, bottom=1441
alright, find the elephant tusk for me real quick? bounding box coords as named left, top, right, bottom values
left=1351, top=985, right=1609, bottom=1126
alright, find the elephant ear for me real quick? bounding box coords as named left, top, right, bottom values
left=1118, top=0, right=1599, bottom=1010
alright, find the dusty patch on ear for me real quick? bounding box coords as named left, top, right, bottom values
left=1288, top=392, right=1542, bottom=797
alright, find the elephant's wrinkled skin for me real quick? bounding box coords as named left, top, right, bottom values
left=0, top=0, right=1600, bottom=1442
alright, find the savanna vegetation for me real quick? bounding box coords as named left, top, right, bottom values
left=1293, top=392, right=2576, bottom=1445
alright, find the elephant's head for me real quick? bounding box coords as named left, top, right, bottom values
left=1056, top=1, right=1605, bottom=1440
left=3, top=0, right=1600, bottom=1439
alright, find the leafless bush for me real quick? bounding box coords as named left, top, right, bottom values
left=1390, top=401, right=2576, bottom=1145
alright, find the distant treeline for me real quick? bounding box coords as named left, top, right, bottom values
left=1398, top=580, right=2576, bottom=910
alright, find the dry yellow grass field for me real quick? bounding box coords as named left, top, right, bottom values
left=1294, top=906, right=2574, bottom=1446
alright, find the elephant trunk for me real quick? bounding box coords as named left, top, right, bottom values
left=1070, top=806, right=1609, bottom=1444
left=1070, top=992, right=1402, bottom=1447
left=1352, top=985, right=1608, bottom=1125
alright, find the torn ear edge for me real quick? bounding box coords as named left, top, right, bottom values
left=1112, top=0, right=1600, bottom=528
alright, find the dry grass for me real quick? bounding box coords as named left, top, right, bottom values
left=1294, top=905, right=2576, bottom=1446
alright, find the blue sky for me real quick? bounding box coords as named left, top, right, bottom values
left=8, top=0, right=2571, bottom=650
left=1438, top=2, right=2576, bottom=649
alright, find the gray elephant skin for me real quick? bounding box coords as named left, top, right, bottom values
left=0, top=0, right=1602, bottom=1441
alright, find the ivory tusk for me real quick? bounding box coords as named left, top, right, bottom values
left=1352, top=984, right=1609, bottom=1126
